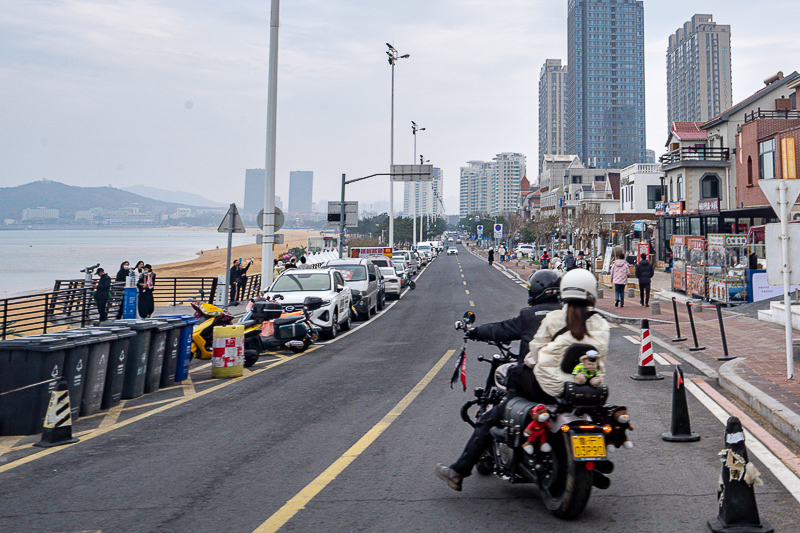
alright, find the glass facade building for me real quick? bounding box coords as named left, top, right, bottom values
left=566, top=0, right=646, bottom=170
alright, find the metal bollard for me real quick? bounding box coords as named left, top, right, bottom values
left=597, top=288, right=604, bottom=299
left=650, top=301, right=661, bottom=315
left=716, top=304, right=735, bottom=361
left=627, top=287, right=635, bottom=298
left=694, top=301, right=703, bottom=312
left=672, top=297, right=687, bottom=342
left=685, top=302, right=706, bottom=351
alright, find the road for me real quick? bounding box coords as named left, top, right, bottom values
left=0, top=245, right=799, bottom=532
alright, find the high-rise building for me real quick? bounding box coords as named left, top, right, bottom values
left=403, top=167, right=444, bottom=218
left=539, top=59, right=568, bottom=177
left=288, top=171, right=313, bottom=213
left=459, top=153, right=526, bottom=217
left=667, top=14, right=732, bottom=125
left=243, top=169, right=264, bottom=214
left=566, top=0, right=646, bottom=169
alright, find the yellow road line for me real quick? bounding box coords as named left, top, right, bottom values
left=0, top=436, right=22, bottom=456
left=98, top=401, right=127, bottom=429
left=190, top=362, right=212, bottom=373
left=461, top=274, right=464, bottom=278
left=462, top=281, right=466, bottom=285
left=465, top=290, right=470, bottom=295
left=253, top=349, right=457, bottom=533
left=182, top=374, right=196, bottom=397
left=469, top=301, right=475, bottom=307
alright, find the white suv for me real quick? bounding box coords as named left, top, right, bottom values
left=264, top=268, right=352, bottom=339
left=515, top=244, right=535, bottom=258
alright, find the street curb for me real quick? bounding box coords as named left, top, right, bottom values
left=597, top=310, right=672, bottom=326
left=718, top=358, right=800, bottom=449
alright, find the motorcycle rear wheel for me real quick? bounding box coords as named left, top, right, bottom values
left=244, top=349, right=259, bottom=367
left=539, top=433, right=593, bottom=519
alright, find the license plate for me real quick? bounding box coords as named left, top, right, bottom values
left=571, top=434, right=606, bottom=459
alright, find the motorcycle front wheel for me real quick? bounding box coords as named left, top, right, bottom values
left=539, top=433, right=593, bottom=520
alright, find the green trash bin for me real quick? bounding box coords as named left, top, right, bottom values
left=91, top=325, right=135, bottom=410
left=0, top=336, right=73, bottom=436
left=144, top=320, right=170, bottom=394
left=155, top=317, right=185, bottom=388
left=100, top=319, right=160, bottom=399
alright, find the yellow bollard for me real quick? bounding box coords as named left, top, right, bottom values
left=211, top=325, right=244, bottom=378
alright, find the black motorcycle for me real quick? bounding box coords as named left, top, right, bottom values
left=454, top=311, right=632, bottom=520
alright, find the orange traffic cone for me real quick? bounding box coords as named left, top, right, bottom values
left=631, top=319, right=663, bottom=381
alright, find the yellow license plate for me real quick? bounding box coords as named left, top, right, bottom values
left=571, top=434, right=607, bottom=459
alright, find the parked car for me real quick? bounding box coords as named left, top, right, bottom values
left=365, top=256, right=392, bottom=269
left=325, top=258, right=382, bottom=319
left=379, top=267, right=401, bottom=298
left=515, top=244, right=535, bottom=258
left=447, top=246, right=458, bottom=255
left=264, top=268, right=352, bottom=339
left=417, top=243, right=433, bottom=262
left=394, top=250, right=419, bottom=274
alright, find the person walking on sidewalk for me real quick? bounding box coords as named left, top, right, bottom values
left=487, top=248, right=495, bottom=266
left=540, top=250, right=550, bottom=269
left=551, top=253, right=562, bottom=272
left=498, top=245, right=506, bottom=262
left=635, top=254, right=654, bottom=307
left=610, top=253, right=629, bottom=307
left=564, top=250, right=576, bottom=271
left=577, top=251, right=589, bottom=270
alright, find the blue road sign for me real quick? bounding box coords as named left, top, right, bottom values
left=474, top=215, right=480, bottom=222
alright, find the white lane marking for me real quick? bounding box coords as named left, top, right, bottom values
left=684, top=380, right=800, bottom=504
left=653, top=353, right=670, bottom=366
left=623, top=335, right=639, bottom=345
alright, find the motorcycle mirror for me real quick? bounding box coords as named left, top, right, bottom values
left=454, top=321, right=462, bottom=330
left=462, top=311, right=476, bottom=325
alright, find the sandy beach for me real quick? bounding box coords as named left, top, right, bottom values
left=153, top=229, right=319, bottom=278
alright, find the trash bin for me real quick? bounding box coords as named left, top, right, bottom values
left=144, top=320, right=170, bottom=394
left=153, top=317, right=185, bottom=389
left=157, top=315, right=199, bottom=383
left=40, top=330, right=94, bottom=422
left=0, top=336, right=73, bottom=436
left=100, top=319, right=160, bottom=399
left=91, top=325, right=135, bottom=410
left=67, top=328, right=115, bottom=417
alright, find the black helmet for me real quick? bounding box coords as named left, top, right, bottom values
left=527, top=269, right=561, bottom=305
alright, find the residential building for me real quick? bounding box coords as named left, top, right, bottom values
left=619, top=163, right=665, bottom=214
left=539, top=59, right=568, bottom=176
left=566, top=0, right=647, bottom=170
left=459, top=154, right=525, bottom=218
left=22, top=208, right=59, bottom=220
left=404, top=167, right=444, bottom=219
left=459, top=161, right=490, bottom=218
left=539, top=155, right=619, bottom=216
left=288, top=171, right=314, bottom=213
left=667, top=14, right=732, bottom=125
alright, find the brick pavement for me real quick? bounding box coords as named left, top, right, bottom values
left=467, top=243, right=800, bottom=446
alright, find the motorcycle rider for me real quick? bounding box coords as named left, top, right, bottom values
left=435, top=268, right=610, bottom=492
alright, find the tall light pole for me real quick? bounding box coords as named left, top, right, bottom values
left=260, top=0, right=280, bottom=291
left=411, top=121, right=425, bottom=247
left=419, top=154, right=430, bottom=242
left=387, top=43, right=409, bottom=249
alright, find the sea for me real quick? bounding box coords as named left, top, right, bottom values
left=0, top=228, right=256, bottom=297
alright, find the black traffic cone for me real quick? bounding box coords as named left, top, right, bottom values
left=708, top=417, right=772, bottom=533
left=34, top=379, right=79, bottom=448
left=631, top=319, right=664, bottom=381
left=662, top=365, right=700, bottom=442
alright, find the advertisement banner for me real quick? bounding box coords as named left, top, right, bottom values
left=667, top=201, right=684, bottom=215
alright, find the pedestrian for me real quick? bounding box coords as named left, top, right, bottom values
left=299, top=256, right=309, bottom=269
left=94, top=267, right=112, bottom=322
left=115, top=261, right=130, bottom=282
left=273, top=259, right=285, bottom=278
left=132, top=260, right=145, bottom=279
left=564, top=250, right=576, bottom=271
left=487, top=248, right=495, bottom=266
left=576, top=251, right=589, bottom=270
left=635, top=254, right=654, bottom=307
left=284, top=257, right=298, bottom=270
left=610, top=252, right=629, bottom=308
left=540, top=250, right=550, bottom=269
left=137, top=264, right=156, bottom=318
left=551, top=253, right=562, bottom=272
left=237, top=258, right=253, bottom=301
left=229, top=259, right=242, bottom=304
left=499, top=245, right=506, bottom=262
left=114, top=261, right=130, bottom=319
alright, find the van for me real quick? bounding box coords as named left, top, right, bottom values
left=394, top=250, right=419, bottom=274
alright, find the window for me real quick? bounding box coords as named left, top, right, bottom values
left=747, top=156, right=753, bottom=186
left=677, top=175, right=684, bottom=201
left=595, top=175, right=605, bottom=181
left=572, top=175, right=582, bottom=184
left=647, top=185, right=664, bottom=209
left=700, top=175, right=720, bottom=199
left=759, top=139, right=776, bottom=180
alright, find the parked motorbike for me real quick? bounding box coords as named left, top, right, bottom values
left=453, top=311, right=631, bottom=519
left=190, top=301, right=235, bottom=360
left=239, top=295, right=322, bottom=366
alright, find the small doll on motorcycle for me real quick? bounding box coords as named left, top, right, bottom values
left=522, top=404, right=552, bottom=454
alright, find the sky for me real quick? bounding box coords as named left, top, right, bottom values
left=2, top=0, right=799, bottom=216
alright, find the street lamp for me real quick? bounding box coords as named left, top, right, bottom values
left=411, top=121, right=426, bottom=246
left=387, top=43, right=410, bottom=250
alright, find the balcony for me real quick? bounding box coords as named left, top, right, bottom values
left=659, top=147, right=730, bottom=170
left=744, top=109, right=800, bottom=123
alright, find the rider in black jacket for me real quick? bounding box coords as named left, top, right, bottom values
left=435, top=269, right=561, bottom=491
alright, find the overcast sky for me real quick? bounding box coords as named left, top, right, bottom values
left=2, top=1, right=798, bottom=215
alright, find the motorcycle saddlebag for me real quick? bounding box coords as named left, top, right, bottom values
left=562, top=382, right=609, bottom=407
left=502, top=396, right=537, bottom=448
left=252, top=300, right=283, bottom=322
left=277, top=322, right=310, bottom=340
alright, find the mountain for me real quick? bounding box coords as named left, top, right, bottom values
left=121, top=185, right=228, bottom=208
left=0, top=180, right=187, bottom=220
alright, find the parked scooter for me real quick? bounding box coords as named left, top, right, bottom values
left=239, top=295, right=323, bottom=367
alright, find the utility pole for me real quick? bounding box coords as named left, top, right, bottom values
left=260, top=0, right=280, bottom=291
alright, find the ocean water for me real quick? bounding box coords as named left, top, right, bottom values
left=0, top=229, right=255, bottom=297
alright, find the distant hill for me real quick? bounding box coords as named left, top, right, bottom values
left=121, top=185, right=227, bottom=208
left=0, top=180, right=187, bottom=220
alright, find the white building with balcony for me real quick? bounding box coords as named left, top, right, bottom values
left=620, top=163, right=665, bottom=214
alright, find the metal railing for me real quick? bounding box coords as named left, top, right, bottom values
left=660, top=147, right=730, bottom=165
left=744, top=109, right=800, bottom=123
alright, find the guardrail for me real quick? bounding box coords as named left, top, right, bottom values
left=659, top=147, right=730, bottom=165
left=744, top=109, right=800, bottom=123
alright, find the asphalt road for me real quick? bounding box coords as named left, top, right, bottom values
left=0, top=245, right=799, bottom=532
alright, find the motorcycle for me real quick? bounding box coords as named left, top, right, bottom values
left=453, top=311, right=631, bottom=520
left=190, top=301, right=235, bottom=360
left=239, top=295, right=323, bottom=366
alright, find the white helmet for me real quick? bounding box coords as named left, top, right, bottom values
left=560, top=268, right=597, bottom=305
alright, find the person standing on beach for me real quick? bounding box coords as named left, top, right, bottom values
left=94, top=267, right=112, bottom=321
left=137, top=264, right=156, bottom=318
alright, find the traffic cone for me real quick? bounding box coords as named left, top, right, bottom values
left=708, top=417, right=773, bottom=533
left=34, top=379, right=79, bottom=448
left=631, top=319, right=663, bottom=381
left=662, top=366, right=700, bottom=442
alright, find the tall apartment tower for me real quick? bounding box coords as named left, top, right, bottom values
left=459, top=153, right=526, bottom=217
left=287, top=171, right=313, bottom=213
left=566, top=0, right=646, bottom=169
left=667, top=14, right=732, bottom=125
left=539, top=59, right=568, bottom=178
left=243, top=169, right=265, bottom=214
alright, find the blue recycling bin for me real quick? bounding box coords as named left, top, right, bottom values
left=157, top=315, right=199, bottom=383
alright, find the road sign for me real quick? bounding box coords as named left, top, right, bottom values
left=217, top=204, right=246, bottom=233
left=477, top=224, right=483, bottom=237
left=759, top=179, right=800, bottom=221
left=765, top=223, right=800, bottom=285
left=494, top=223, right=503, bottom=239
left=327, top=201, right=358, bottom=228
left=256, top=233, right=284, bottom=245
left=474, top=215, right=480, bottom=222
left=390, top=164, right=433, bottom=182
left=257, top=207, right=284, bottom=231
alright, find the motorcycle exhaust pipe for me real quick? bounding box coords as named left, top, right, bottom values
left=286, top=340, right=305, bottom=350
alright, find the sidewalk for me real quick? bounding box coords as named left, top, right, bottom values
left=467, top=245, right=800, bottom=448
